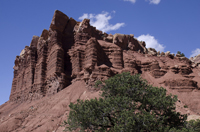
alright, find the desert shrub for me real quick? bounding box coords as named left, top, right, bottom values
left=65, top=72, right=188, bottom=132
left=177, top=51, right=185, bottom=57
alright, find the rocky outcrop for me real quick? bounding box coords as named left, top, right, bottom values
left=10, top=10, right=75, bottom=102
left=10, top=10, right=150, bottom=103
left=170, top=64, right=192, bottom=75
left=163, top=79, right=198, bottom=92
left=11, top=37, right=38, bottom=102
left=149, top=60, right=167, bottom=78
left=147, top=48, right=157, bottom=56
left=190, top=54, right=200, bottom=68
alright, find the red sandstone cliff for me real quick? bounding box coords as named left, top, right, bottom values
left=1, top=10, right=200, bottom=132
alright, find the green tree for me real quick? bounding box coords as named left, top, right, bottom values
left=169, top=119, right=200, bottom=132
left=185, top=119, right=200, bottom=132
left=65, top=72, right=187, bottom=132
left=177, top=51, right=185, bottom=57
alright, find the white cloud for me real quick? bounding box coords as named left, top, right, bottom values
left=146, top=0, right=161, bottom=4
left=78, top=14, right=89, bottom=20
left=190, top=48, right=200, bottom=58
left=78, top=11, right=125, bottom=32
left=137, top=34, right=165, bottom=52
left=123, top=0, right=137, bottom=4
left=124, top=0, right=161, bottom=4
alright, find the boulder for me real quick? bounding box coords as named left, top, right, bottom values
left=147, top=48, right=157, bottom=56
left=176, top=53, right=182, bottom=57
left=105, top=34, right=113, bottom=43
left=165, top=51, right=170, bottom=56
left=113, top=33, right=129, bottom=50
left=190, top=54, right=200, bottom=64
left=160, top=52, right=165, bottom=56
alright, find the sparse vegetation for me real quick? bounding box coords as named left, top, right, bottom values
left=94, top=80, right=102, bottom=88
left=169, top=119, right=200, bottom=132
left=184, top=105, right=188, bottom=108
left=177, top=51, right=185, bottom=57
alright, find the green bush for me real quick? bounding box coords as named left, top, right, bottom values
left=169, top=119, right=200, bottom=132
left=184, top=105, right=188, bottom=108
left=65, top=72, right=188, bottom=132
left=177, top=51, right=185, bottom=57
left=94, top=80, right=102, bottom=88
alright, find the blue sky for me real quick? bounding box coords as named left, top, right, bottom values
left=0, top=0, right=199, bottom=105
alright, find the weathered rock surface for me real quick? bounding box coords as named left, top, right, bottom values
left=9, top=10, right=148, bottom=103
left=190, top=54, right=200, bottom=68
left=1, top=10, right=200, bottom=131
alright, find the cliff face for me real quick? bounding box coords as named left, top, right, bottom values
left=10, top=10, right=147, bottom=103
left=1, top=10, right=200, bottom=131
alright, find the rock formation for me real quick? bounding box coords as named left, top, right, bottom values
left=190, top=54, right=200, bottom=67
left=9, top=10, right=148, bottom=103
left=9, top=9, right=200, bottom=112
left=1, top=10, right=200, bottom=131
